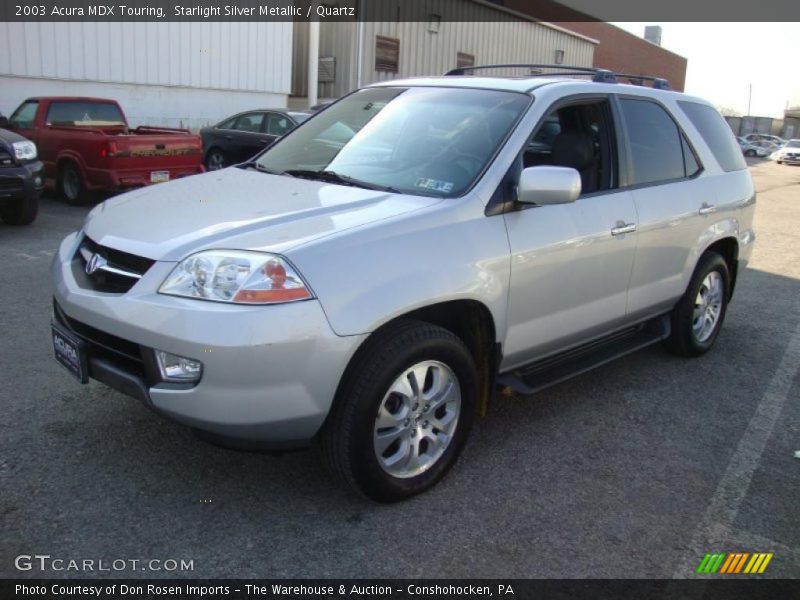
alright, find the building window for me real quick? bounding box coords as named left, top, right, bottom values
left=375, top=36, right=400, bottom=73
left=554, top=49, right=565, bottom=65
left=456, top=52, right=475, bottom=69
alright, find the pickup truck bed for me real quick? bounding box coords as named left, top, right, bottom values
left=6, top=97, right=204, bottom=203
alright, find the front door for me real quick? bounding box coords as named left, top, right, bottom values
left=501, top=96, right=639, bottom=370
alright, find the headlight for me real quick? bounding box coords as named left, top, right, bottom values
left=159, top=251, right=313, bottom=305
left=12, top=140, right=37, bottom=161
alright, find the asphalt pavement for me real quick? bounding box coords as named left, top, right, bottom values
left=1, top=159, right=798, bottom=579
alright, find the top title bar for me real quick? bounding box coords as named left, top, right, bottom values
left=1, top=0, right=799, bottom=22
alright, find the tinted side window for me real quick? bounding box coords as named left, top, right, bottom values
left=233, top=112, right=265, bottom=133
left=9, top=101, right=39, bottom=128
left=267, top=114, right=293, bottom=136
left=218, top=117, right=237, bottom=129
left=678, top=101, right=747, bottom=172
left=619, top=99, right=685, bottom=185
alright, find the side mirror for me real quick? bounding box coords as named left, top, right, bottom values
left=517, top=166, right=581, bottom=206
left=0, top=115, right=8, bottom=128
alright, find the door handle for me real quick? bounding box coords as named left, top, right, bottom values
left=224, top=135, right=233, bottom=140
left=699, top=203, right=717, bottom=215
left=611, top=222, right=636, bottom=236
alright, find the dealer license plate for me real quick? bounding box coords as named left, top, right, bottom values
left=150, top=170, right=170, bottom=184
left=51, top=324, right=89, bottom=383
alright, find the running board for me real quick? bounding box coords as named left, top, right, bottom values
left=497, top=315, right=671, bottom=396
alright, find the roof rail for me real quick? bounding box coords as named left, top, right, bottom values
left=616, top=73, right=671, bottom=90
left=444, top=63, right=670, bottom=89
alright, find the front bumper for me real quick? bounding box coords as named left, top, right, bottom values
left=52, top=231, right=366, bottom=444
left=0, top=160, right=44, bottom=203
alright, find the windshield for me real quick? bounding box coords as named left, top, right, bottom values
left=786, top=140, right=800, bottom=148
left=256, top=87, right=530, bottom=197
left=46, top=101, right=125, bottom=127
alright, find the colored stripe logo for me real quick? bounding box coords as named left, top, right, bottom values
left=696, top=552, right=773, bottom=574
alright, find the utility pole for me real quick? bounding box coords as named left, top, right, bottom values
left=747, top=83, right=752, bottom=116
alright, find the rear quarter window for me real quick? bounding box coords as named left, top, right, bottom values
left=678, top=101, right=747, bottom=172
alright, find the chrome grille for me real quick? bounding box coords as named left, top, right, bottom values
left=74, top=236, right=155, bottom=293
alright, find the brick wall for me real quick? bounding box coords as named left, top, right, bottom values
left=494, top=2, right=687, bottom=92
left=553, top=22, right=687, bottom=91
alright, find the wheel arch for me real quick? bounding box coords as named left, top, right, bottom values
left=701, top=236, right=740, bottom=299
left=56, top=152, right=87, bottom=178
left=204, top=145, right=225, bottom=163
left=330, top=300, right=500, bottom=422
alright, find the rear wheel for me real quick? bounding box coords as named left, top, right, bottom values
left=205, top=148, right=226, bottom=171
left=0, top=191, right=38, bottom=225
left=321, top=320, right=477, bottom=502
left=665, top=252, right=730, bottom=357
left=745, top=149, right=756, bottom=157
left=58, top=162, right=86, bottom=205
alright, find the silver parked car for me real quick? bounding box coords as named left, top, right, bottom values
left=772, top=139, right=800, bottom=164
left=51, top=66, right=756, bottom=501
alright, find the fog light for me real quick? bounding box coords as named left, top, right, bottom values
left=155, top=350, right=202, bottom=382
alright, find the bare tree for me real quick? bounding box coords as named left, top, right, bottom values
left=717, top=106, right=742, bottom=117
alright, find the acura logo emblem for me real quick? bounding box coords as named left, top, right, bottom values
left=85, top=253, right=107, bottom=275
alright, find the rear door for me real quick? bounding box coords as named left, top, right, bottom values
left=226, top=111, right=269, bottom=163
left=616, top=96, right=714, bottom=319
left=501, top=95, right=639, bottom=369
left=266, top=112, right=296, bottom=145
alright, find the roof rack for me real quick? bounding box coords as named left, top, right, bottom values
left=443, top=64, right=670, bottom=89
left=616, top=73, right=671, bottom=90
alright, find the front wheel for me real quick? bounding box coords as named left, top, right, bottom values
left=205, top=149, right=226, bottom=171
left=321, top=320, right=477, bottom=502
left=665, top=252, right=730, bottom=357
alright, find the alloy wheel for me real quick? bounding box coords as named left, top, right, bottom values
left=373, top=360, right=461, bottom=479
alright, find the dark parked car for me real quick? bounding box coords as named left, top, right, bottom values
left=0, top=120, right=43, bottom=225
left=200, top=109, right=311, bottom=170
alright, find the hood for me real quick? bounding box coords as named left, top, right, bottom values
left=83, top=167, right=442, bottom=262
left=0, top=127, right=31, bottom=145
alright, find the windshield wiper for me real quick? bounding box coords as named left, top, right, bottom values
left=238, top=161, right=278, bottom=174
left=280, top=169, right=400, bottom=193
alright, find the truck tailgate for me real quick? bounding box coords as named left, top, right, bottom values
left=110, top=131, right=203, bottom=171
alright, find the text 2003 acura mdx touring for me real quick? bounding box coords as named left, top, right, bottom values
left=52, top=66, right=755, bottom=501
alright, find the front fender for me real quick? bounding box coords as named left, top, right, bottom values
left=288, top=200, right=511, bottom=341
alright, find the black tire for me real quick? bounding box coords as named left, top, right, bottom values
left=745, top=149, right=756, bottom=157
left=0, top=191, right=38, bottom=226
left=58, top=162, right=86, bottom=205
left=205, top=148, right=226, bottom=171
left=665, top=252, right=730, bottom=357
left=321, top=319, right=478, bottom=502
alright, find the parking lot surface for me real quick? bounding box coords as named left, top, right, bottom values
left=1, top=159, right=799, bottom=578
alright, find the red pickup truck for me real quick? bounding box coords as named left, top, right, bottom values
left=5, top=97, right=204, bottom=203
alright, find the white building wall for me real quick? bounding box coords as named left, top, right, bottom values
left=0, top=22, right=293, bottom=130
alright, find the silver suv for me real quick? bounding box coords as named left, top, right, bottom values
left=51, top=66, right=756, bottom=502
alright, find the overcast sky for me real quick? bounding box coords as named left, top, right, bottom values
left=608, top=22, right=800, bottom=118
